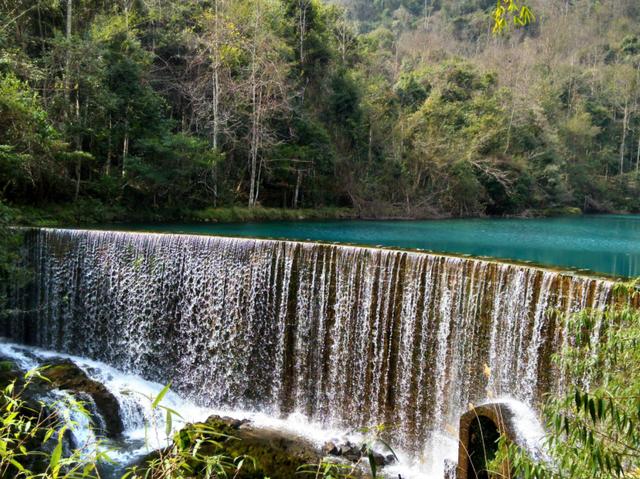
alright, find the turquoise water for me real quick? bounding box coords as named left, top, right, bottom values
left=118, top=214, right=640, bottom=278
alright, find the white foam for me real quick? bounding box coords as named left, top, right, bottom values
left=481, top=396, right=547, bottom=460
left=0, top=339, right=449, bottom=478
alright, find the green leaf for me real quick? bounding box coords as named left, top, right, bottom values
left=9, top=458, right=25, bottom=472
left=159, top=405, right=184, bottom=419
left=152, top=382, right=171, bottom=409
left=49, top=430, right=64, bottom=476
left=368, top=450, right=378, bottom=478
left=165, top=409, right=172, bottom=437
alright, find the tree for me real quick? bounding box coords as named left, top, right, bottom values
left=235, top=0, right=291, bottom=208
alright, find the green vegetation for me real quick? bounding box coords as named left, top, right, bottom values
left=1, top=1, right=640, bottom=477
left=0, top=366, right=108, bottom=478
left=494, top=281, right=640, bottom=478
left=492, top=0, right=535, bottom=34
left=0, top=368, right=249, bottom=479
left=0, top=0, right=638, bottom=224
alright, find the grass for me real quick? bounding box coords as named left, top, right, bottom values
left=190, top=206, right=356, bottom=223
left=13, top=201, right=358, bottom=227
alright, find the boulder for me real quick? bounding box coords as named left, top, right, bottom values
left=41, top=360, right=123, bottom=438
left=166, top=415, right=374, bottom=479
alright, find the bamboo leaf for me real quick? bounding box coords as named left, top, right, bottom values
left=152, top=382, right=171, bottom=409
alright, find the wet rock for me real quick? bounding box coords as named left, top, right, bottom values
left=0, top=358, right=20, bottom=387
left=41, top=360, right=123, bottom=438
left=166, top=415, right=375, bottom=479
left=342, top=442, right=362, bottom=462
left=321, top=439, right=396, bottom=467
left=0, top=359, right=76, bottom=476
left=322, top=441, right=340, bottom=456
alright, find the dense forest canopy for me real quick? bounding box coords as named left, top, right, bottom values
left=0, top=0, right=639, bottom=222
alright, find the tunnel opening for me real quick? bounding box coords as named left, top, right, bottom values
left=465, top=415, right=501, bottom=479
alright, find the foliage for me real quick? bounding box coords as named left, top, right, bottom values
left=494, top=281, right=640, bottom=478
left=0, top=0, right=638, bottom=222
left=0, top=367, right=108, bottom=478
left=122, top=384, right=252, bottom=479
left=492, top=1, right=535, bottom=34
left=1, top=366, right=254, bottom=479
left=0, top=200, right=26, bottom=310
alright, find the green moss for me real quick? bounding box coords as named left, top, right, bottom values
left=173, top=417, right=325, bottom=479
left=0, top=360, right=19, bottom=389
left=0, top=360, right=15, bottom=372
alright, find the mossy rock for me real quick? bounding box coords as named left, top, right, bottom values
left=0, top=358, right=21, bottom=388
left=173, top=416, right=327, bottom=479
left=41, top=360, right=123, bottom=438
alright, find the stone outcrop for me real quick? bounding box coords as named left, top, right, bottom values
left=322, top=439, right=396, bottom=467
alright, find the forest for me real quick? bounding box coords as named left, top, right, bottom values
left=1, top=0, right=640, bottom=224
left=1, top=3, right=640, bottom=479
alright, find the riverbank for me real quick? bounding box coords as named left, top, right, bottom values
left=12, top=201, right=358, bottom=227
left=8, top=197, right=638, bottom=229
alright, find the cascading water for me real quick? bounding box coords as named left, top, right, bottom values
left=2, top=228, right=615, bottom=477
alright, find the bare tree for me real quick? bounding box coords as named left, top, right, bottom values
left=244, top=0, right=290, bottom=208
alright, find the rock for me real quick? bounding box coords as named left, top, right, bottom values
left=457, top=401, right=545, bottom=479
left=341, top=441, right=362, bottom=461
left=322, top=441, right=340, bottom=456
left=131, top=415, right=379, bottom=479
left=41, top=360, right=123, bottom=438
left=172, top=415, right=324, bottom=478
left=321, top=439, right=396, bottom=467
left=369, top=450, right=387, bottom=466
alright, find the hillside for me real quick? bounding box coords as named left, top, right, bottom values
left=0, top=0, right=639, bottom=223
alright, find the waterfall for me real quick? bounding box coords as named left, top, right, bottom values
left=3, top=228, right=614, bottom=471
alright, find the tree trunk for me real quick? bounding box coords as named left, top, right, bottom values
left=636, top=134, right=640, bottom=173
left=248, top=5, right=261, bottom=208
left=64, top=0, right=72, bottom=107
left=74, top=159, right=81, bottom=201
left=298, top=0, right=307, bottom=65
left=248, top=67, right=258, bottom=208
left=212, top=0, right=220, bottom=151
left=212, top=69, right=220, bottom=150
left=74, top=79, right=82, bottom=200
left=620, top=100, right=629, bottom=175
left=122, top=128, right=129, bottom=178
left=66, top=0, right=72, bottom=48
left=293, top=168, right=302, bottom=209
